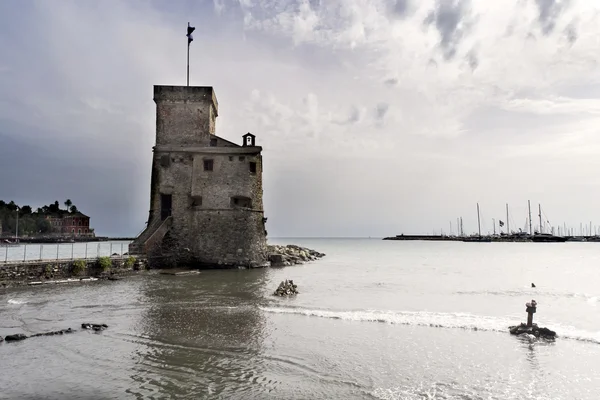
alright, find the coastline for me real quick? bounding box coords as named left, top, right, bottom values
left=0, top=243, right=325, bottom=290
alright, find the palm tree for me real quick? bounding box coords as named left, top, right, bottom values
left=64, top=199, right=72, bottom=212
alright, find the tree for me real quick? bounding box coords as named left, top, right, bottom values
left=70, top=205, right=78, bottom=213
left=21, top=205, right=32, bottom=215
left=7, top=201, right=17, bottom=211
left=64, top=199, right=72, bottom=212
left=48, top=201, right=60, bottom=213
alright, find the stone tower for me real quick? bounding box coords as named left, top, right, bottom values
left=130, top=85, right=268, bottom=268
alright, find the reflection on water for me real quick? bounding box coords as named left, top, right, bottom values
left=128, top=270, right=272, bottom=399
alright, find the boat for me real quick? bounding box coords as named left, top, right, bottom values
left=531, top=233, right=568, bottom=242
left=462, top=203, right=491, bottom=242
left=530, top=203, right=567, bottom=242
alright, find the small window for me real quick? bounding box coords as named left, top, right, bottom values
left=210, top=138, right=217, bottom=147
left=230, top=196, right=252, bottom=208
left=204, top=159, right=214, bottom=171
left=249, top=162, right=257, bottom=174
left=190, top=196, right=202, bottom=207
left=239, top=156, right=245, bottom=161
left=160, top=155, right=170, bottom=167
left=229, top=156, right=233, bottom=161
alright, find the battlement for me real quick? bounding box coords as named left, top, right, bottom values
left=154, top=86, right=218, bottom=116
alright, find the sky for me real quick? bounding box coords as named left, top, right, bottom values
left=1, top=0, right=600, bottom=238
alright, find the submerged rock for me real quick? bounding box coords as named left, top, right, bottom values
left=4, top=333, right=27, bottom=342
left=274, top=279, right=299, bottom=297
left=509, top=323, right=556, bottom=339
left=81, top=323, right=108, bottom=331
left=267, top=245, right=325, bottom=267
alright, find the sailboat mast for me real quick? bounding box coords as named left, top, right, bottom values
left=506, top=203, right=509, bottom=235
left=538, top=204, right=543, bottom=234
left=528, top=200, right=533, bottom=236
left=477, top=203, right=481, bottom=238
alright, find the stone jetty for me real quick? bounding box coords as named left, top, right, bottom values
left=267, top=245, right=325, bottom=267
left=274, top=280, right=299, bottom=296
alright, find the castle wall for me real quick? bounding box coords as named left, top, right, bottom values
left=154, top=86, right=218, bottom=147
left=143, top=85, right=267, bottom=266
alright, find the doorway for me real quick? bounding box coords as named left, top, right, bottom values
left=160, top=194, right=172, bottom=220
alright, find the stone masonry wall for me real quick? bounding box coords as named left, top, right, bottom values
left=150, top=147, right=266, bottom=265
left=154, top=86, right=218, bottom=147
left=0, top=257, right=146, bottom=288
left=137, top=85, right=267, bottom=267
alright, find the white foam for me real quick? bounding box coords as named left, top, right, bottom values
left=7, top=299, right=25, bottom=305
left=260, top=306, right=600, bottom=344
left=260, top=306, right=512, bottom=333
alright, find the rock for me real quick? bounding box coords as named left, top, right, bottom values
left=508, top=323, right=556, bottom=339
left=5, top=333, right=27, bottom=342
left=266, top=245, right=325, bottom=267
left=273, top=279, right=299, bottom=296
left=82, top=323, right=108, bottom=331
left=269, top=254, right=284, bottom=264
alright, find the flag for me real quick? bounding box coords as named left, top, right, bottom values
left=499, top=220, right=505, bottom=227
left=187, top=22, right=195, bottom=45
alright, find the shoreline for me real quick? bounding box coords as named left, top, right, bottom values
left=0, top=244, right=325, bottom=290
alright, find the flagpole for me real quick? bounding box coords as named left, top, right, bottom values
left=187, top=22, right=190, bottom=87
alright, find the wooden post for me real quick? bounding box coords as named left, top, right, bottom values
left=526, top=299, right=537, bottom=327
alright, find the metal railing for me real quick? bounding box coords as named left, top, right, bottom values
left=1, top=241, right=133, bottom=265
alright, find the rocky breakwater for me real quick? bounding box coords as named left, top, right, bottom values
left=267, top=245, right=325, bottom=267
left=274, top=280, right=299, bottom=296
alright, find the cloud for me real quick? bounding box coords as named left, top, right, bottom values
left=534, top=0, right=570, bottom=35
left=424, top=0, right=473, bottom=60
left=1, top=0, right=600, bottom=237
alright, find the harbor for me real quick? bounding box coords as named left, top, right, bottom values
left=384, top=200, right=600, bottom=243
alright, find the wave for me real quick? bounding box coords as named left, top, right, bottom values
left=7, top=299, right=26, bottom=305
left=260, top=306, right=600, bottom=344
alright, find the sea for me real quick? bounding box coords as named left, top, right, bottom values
left=1, top=238, right=600, bottom=399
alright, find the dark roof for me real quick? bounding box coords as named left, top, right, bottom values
left=214, top=135, right=241, bottom=147
left=242, top=132, right=255, bottom=138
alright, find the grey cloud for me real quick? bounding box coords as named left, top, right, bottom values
left=348, top=106, right=361, bottom=124
left=565, top=22, right=577, bottom=44
left=390, top=0, right=410, bottom=16
left=375, top=103, right=390, bottom=121
left=424, top=0, right=472, bottom=60
left=466, top=49, right=478, bottom=70
left=384, top=78, right=398, bottom=87
left=535, top=0, right=569, bottom=35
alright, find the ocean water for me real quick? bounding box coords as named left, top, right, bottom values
left=1, top=238, right=600, bottom=399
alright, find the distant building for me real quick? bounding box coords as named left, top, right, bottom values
left=45, top=212, right=94, bottom=237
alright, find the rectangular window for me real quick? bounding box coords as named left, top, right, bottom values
left=190, top=195, right=202, bottom=207
left=249, top=162, right=257, bottom=174
left=204, top=159, right=214, bottom=171
left=239, top=156, right=245, bottom=161
left=210, top=138, right=217, bottom=147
